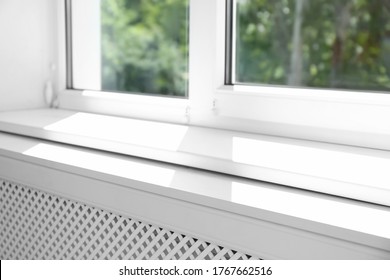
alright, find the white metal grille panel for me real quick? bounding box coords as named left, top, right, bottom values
left=0, top=179, right=261, bottom=260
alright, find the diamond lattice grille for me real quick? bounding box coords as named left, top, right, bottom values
left=0, top=179, right=260, bottom=260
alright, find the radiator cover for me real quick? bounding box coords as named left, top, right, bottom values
left=0, top=179, right=260, bottom=260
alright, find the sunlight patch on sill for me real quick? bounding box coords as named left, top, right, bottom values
left=232, top=137, right=390, bottom=190
left=22, top=143, right=176, bottom=187
left=43, top=112, right=189, bottom=151
left=232, top=182, right=390, bottom=239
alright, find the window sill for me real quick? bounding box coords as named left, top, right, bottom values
left=0, top=109, right=389, bottom=258
left=0, top=108, right=390, bottom=207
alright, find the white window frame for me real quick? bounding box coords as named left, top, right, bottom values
left=56, top=0, right=390, bottom=151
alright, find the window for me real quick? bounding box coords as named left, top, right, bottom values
left=59, top=0, right=390, bottom=152
left=69, top=0, right=189, bottom=97
left=230, top=0, right=390, bottom=92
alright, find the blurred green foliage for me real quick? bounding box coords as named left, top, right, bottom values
left=101, top=0, right=390, bottom=95
left=101, top=0, right=189, bottom=96
left=236, top=0, right=390, bottom=91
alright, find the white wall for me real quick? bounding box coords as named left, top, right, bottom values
left=0, top=0, right=56, bottom=111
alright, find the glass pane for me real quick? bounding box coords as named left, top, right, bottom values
left=234, top=0, right=390, bottom=92
left=72, top=0, right=189, bottom=97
